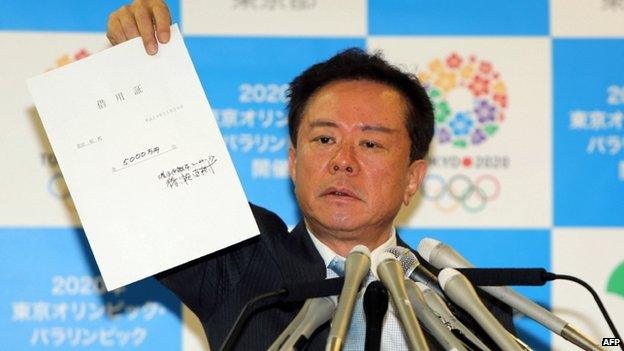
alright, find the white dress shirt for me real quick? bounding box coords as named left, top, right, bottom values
left=307, top=226, right=410, bottom=350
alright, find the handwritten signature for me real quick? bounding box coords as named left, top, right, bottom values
left=157, top=156, right=218, bottom=189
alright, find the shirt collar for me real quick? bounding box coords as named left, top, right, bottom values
left=306, top=224, right=397, bottom=271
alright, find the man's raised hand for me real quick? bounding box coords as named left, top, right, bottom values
left=106, top=0, right=171, bottom=55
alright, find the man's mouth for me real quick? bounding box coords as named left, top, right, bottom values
left=321, top=187, right=360, bottom=200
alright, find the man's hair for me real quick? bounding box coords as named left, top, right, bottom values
left=287, top=47, right=434, bottom=162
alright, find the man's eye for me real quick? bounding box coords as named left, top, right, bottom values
left=313, top=136, right=334, bottom=144
left=362, top=140, right=379, bottom=149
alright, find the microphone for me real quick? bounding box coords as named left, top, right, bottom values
left=278, top=296, right=337, bottom=351
left=418, top=238, right=605, bottom=351
left=416, top=282, right=493, bottom=351
left=363, top=280, right=389, bottom=351
left=387, top=246, right=500, bottom=349
left=404, top=279, right=468, bottom=351
left=387, top=247, right=496, bottom=350
left=439, top=268, right=524, bottom=351
left=376, top=252, right=429, bottom=351
left=394, top=246, right=531, bottom=351
left=326, top=245, right=371, bottom=351
left=386, top=246, right=445, bottom=297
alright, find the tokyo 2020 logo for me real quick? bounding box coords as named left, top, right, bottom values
left=417, top=53, right=508, bottom=213
left=418, top=52, right=508, bottom=148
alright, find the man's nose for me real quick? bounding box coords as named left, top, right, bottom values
left=328, top=143, right=359, bottom=176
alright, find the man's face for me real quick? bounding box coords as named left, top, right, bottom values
left=289, top=79, right=427, bottom=241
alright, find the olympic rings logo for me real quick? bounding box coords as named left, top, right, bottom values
left=420, top=174, right=501, bottom=213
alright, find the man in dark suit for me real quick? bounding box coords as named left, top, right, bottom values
left=156, top=203, right=515, bottom=350
left=107, top=1, right=516, bottom=349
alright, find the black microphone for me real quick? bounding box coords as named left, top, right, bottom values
left=363, top=281, right=389, bottom=351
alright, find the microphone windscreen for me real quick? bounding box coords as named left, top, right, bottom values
left=385, top=246, right=418, bottom=277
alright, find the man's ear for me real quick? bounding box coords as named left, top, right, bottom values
left=288, top=146, right=297, bottom=184
left=403, top=159, right=427, bottom=206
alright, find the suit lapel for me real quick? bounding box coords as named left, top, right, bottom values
left=264, top=220, right=327, bottom=285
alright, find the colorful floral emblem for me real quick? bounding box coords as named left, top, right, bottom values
left=418, top=53, right=507, bottom=148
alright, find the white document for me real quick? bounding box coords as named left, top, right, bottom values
left=27, top=24, right=259, bottom=291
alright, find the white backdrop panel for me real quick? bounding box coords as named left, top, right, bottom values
left=368, top=37, right=552, bottom=228
left=182, top=0, right=366, bottom=36
left=551, top=0, right=624, bottom=37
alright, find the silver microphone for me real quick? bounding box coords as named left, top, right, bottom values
left=279, top=296, right=337, bottom=351
left=388, top=246, right=533, bottom=350
left=416, top=282, right=493, bottom=351
left=386, top=246, right=445, bottom=297
left=326, top=245, right=371, bottom=351
left=376, top=252, right=429, bottom=351
left=439, top=268, right=524, bottom=351
left=404, top=279, right=468, bottom=351
left=269, top=299, right=312, bottom=351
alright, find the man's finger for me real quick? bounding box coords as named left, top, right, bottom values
left=152, top=4, right=171, bottom=43
left=107, top=15, right=127, bottom=45
left=118, top=6, right=141, bottom=40
left=135, top=6, right=158, bottom=55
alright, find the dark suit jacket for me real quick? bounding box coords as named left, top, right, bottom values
left=157, top=204, right=516, bottom=350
